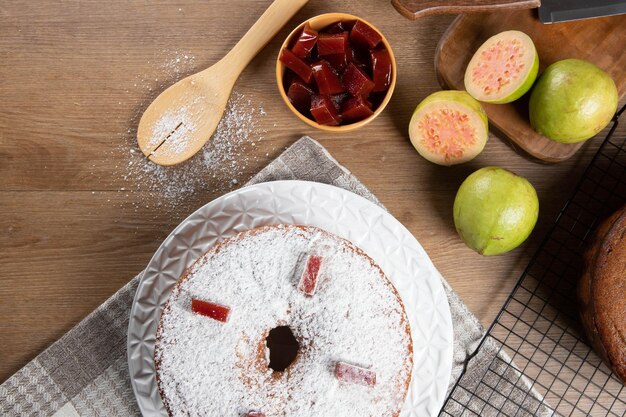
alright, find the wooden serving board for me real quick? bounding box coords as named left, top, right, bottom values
left=435, top=10, right=626, bottom=163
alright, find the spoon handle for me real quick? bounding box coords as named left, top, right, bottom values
left=218, top=0, right=309, bottom=76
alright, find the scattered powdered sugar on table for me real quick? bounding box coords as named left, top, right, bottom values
left=122, top=91, right=266, bottom=210
left=155, top=225, right=413, bottom=417
left=104, top=49, right=268, bottom=213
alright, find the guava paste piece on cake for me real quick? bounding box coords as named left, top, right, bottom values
left=191, top=299, right=231, bottom=323
left=297, top=255, right=323, bottom=296
left=335, top=361, right=377, bottom=386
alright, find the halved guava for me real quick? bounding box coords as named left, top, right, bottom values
left=409, top=90, right=488, bottom=166
left=464, top=30, right=538, bottom=104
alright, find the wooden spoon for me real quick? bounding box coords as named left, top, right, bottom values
left=137, top=0, right=309, bottom=166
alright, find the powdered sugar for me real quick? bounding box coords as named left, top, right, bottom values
left=145, top=101, right=199, bottom=157
left=119, top=91, right=266, bottom=211
left=103, top=51, right=268, bottom=214
left=155, top=225, right=412, bottom=417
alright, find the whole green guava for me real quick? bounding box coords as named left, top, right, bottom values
left=529, top=59, right=618, bottom=143
left=453, top=166, right=539, bottom=256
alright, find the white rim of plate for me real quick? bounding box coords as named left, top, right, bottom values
left=127, top=180, right=453, bottom=416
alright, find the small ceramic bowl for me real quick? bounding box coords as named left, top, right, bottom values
left=276, top=13, right=397, bottom=132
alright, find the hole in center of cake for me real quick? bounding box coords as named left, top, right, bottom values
left=266, top=326, right=299, bottom=372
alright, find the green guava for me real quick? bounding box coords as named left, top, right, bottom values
left=464, top=30, right=539, bottom=104
left=409, top=90, right=488, bottom=166
left=529, top=59, right=618, bottom=143
left=453, top=166, right=539, bottom=256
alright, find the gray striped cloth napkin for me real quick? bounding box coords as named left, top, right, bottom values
left=0, top=136, right=550, bottom=416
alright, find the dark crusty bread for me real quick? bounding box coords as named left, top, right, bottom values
left=578, top=205, right=626, bottom=384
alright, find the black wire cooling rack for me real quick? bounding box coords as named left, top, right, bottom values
left=441, top=103, right=626, bottom=417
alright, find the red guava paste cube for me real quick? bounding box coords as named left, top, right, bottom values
left=297, top=255, right=323, bottom=296
left=280, top=48, right=313, bottom=83
left=247, top=412, right=265, bottom=417
left=341, top=96, right=373, bottom=122
left=311, top=61, right=345, bottom=95
left=325, top=20, right=355, bottom=34
left=342, top=63, right=374, bottom=97
left=317, top=32, right=349, bottom=57
left=331, top=92, right=350, bottom=111
left=191, top=299, right=231, bottom=323
left=282, top=69, right=297, bottom=91
left=335, top=361, right=376, bottom=386
left=324, top=53, right=348, bottom=73
left=370, top=48, right=392, bottom=92
left=310, top=95, right=342, bottom=126
left=349, top=46, right=369, bottom=72
left=291, top=23, right=318, bottom=59
left=350, top=20, right=382, bottom=49
left=287, top=80, right=314, bottom=114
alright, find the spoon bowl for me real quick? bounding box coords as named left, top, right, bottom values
left=137, top=62, right=234, bottom=166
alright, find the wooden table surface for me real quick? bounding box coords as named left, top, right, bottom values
left=0, top=0, right=612, bottom=383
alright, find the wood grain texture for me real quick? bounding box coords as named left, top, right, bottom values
left=436, top=10, right=626, bottom=163
left=391, top=0, right=539, bottom=20
left=0, top=0, right=606, bottom=383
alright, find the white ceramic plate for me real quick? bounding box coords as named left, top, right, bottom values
left=127, top=180, right=453, bottom=416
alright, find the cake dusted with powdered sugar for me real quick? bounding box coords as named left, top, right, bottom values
left=155, top=224, right=413, bottom=416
